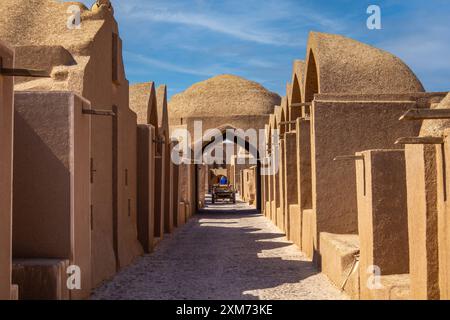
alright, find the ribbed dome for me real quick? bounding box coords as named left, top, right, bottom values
left=169, top=74, right=281, bottom=119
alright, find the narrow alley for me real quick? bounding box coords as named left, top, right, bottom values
left=92, top=199, right=347, bottom=300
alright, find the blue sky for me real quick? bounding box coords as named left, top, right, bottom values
left=76, top=0, right=450, bottom=98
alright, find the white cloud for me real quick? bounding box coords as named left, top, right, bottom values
left=125, top=10, right=291, bottom=46
left=113, top=0, right=347, bottom=46
left=125, top=51, right=215, bottom=76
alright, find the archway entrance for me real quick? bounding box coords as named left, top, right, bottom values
left=194, top=128, right=262, bottom=213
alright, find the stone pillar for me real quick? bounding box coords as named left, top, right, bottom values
left=170, top=155, right=180, bottom=229
left=439, top=129, right=450, bottom=299
left=264, top=159, right=271, bottom=217
left=164, top=141, right=173, bottom=233
left=117, top=107, right=143, bottom=269
left=250, top=166, right=257, bottom=205
left=356, top=150, right=410, bottom=299
left=284, top=132, right=300, bottom=244
left=240, top=170, right=245, bottom=200
left=405, top=144, right=440, bottom=299
left=137, top=125, right=156, bottom=253
left=296, top=119, right=312, bottom=255
left=272, top=148, right=281, bottom=225
left=260, top=161, right=265, bottom=214
left=264, top=157, right=272, bottom=218
left=13, top=92, right=91, bottom=299
left=278, top=138, right=286, bottom=231
left=197, top=165, right=207, bottom=207
left=154, top=141, right=165, bottom=240
left=0, top=41, right=14, bottom=300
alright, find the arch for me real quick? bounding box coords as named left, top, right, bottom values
left=290, top=60, right=304, bottom=104
left=156, top=84, right=169, bottom=137
left=286, top=82, right=293, bottom=106
left=302, top=32, right=425, bottom=101
left=304, top=49, right=319, bottom=103
left=147, top=83, right=158, bottom=134
left=274, top=106, right=282, bottom=133
left=280, top=97, right=289, bottom=135
left=129, top=82, right=159, bottom=136
left=291, top=74, right=302, bottom=104
left=264, top=124, right=270, bottom=157
left=289, top=60, right=305, bottom=123
left=267, top=115, right=275, bottom=154
left=193, top=124, right=263, bottom=211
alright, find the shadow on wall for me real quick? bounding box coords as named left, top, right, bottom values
left=92, top=212, right=319, bottom=300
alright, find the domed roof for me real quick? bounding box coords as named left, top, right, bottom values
left=304, top=32, right=425, bottom=101
left=0, top=0, right=108, bottom=53
left=169, top=74, right=281, bottom=119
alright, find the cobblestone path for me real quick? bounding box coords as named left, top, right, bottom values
left=91, top=201, right=347, bottom=300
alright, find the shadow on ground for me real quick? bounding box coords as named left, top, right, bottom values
left=91, top=198, right=332, bottom=300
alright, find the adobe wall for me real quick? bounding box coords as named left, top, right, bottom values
left=116, top=107, right=143, bottom=269
left=310, top=95, right=428, bottom=263
left=0, top=40, right=14, bottom=300
left=0, top=3, right=132, bottom=287
left=178, top=159, right=191, bottom=215
left=356, top=150, right=410, bottom=299
left=240, top=171, right=245, bottom=200
left=277, top=139, right=286, bottom=231
left=174, top=114, right=269, bottom=134
left=261, top=162, right=266, bottom=214
left=284, top=132, right=299, bottom=242
left=154, top=144, right=166, bottom=239
left=243, top=167, right=256, bottom=205
left=137, top=125, right=156, bottom=252
left=163, top=143, right=173, bottom=233
left=170, top=151, right=180, bottom=228
left=440, top=129, right=450, bottom=299
left=12, top=259, right=69, bottom=300
left=13, top=91, right=91, bottom=299
left=296, top=119, right=312, bottom=253
left=405, top=144, right=440, bottom=299
left=197, top=165, right=208, bottom=207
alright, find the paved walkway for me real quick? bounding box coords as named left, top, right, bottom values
left=91, top=200, right=347, bottom=300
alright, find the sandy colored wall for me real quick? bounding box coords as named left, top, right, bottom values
left=116, top=107, right=143, bottom=269
left=265, top=156, right=273, bottom=220
left=296, top=119, right=312, bottom=253
left=2, top=7, right=131, bottom=288
left=261, top=163, right=266, bottom=214
left=13, top=91, right=91, bottom=299
left=137, top=125, right=156, bottom=253
left=439, top=130, right=450, bottom=299
left=284, top=132, right=299, bottom=241
left=356, top=150, right=409, bottom=299
left=164, top=142, right=173, bottom=233
left=170, top=157, right=180, bottom=228
left=154, top=143, right=166, bottom=239
left=405, top=144, right=440, bottom=300
left=174, top=114, right=269, bottom=136
left=232, top=163, right=255, bottom=196
left=197, top=165, right=208, bottom=207
left=310, top=98, right=422, bottom=263
left=0, top=41, right=14, bottom=300
left=277, top=139, right=286, bottom=231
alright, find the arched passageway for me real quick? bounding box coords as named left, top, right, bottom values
left=194, top=127, right=263, bottom=213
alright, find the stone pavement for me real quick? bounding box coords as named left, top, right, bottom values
left=91, top=200, right=347, bottom=300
